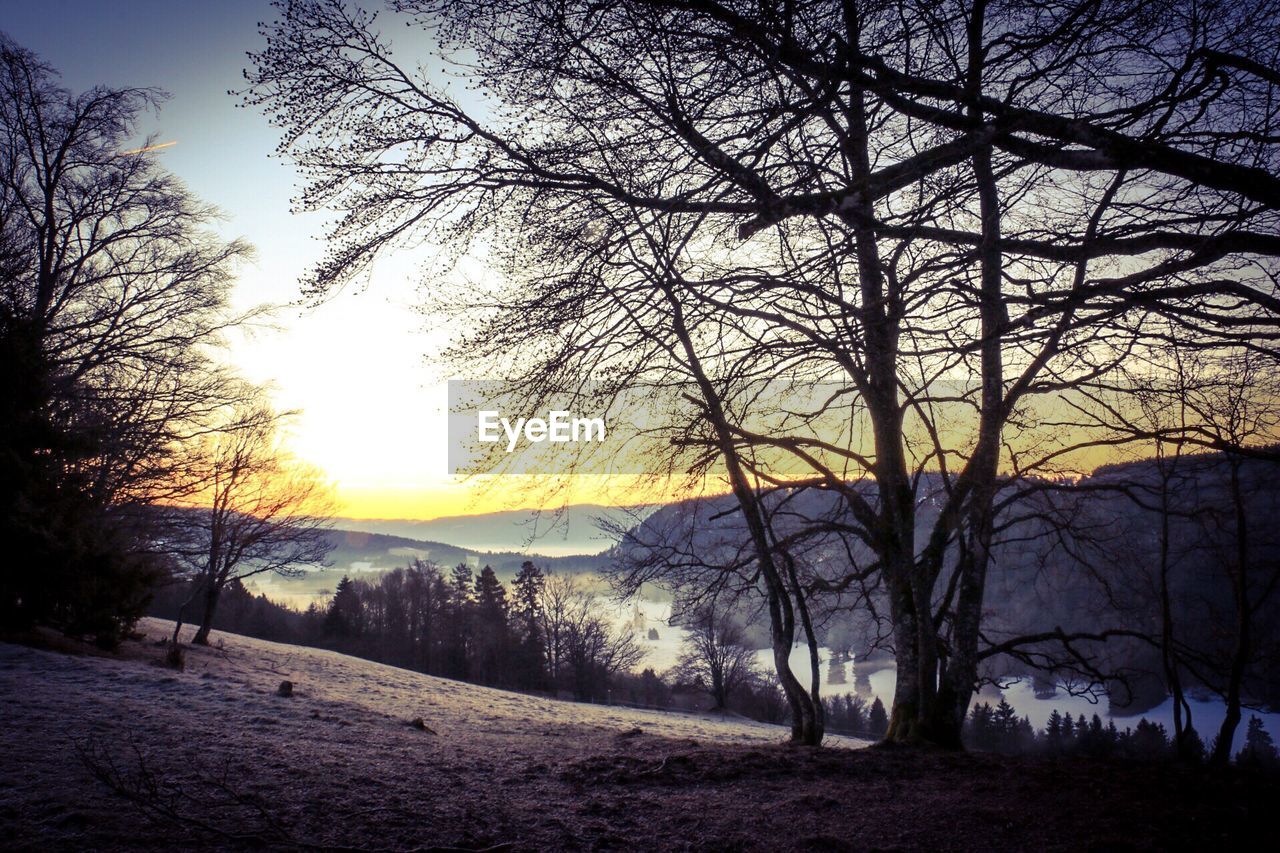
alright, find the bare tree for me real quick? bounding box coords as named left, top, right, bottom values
left=247, top=0, right=1280, bottom=747
left=1050, top=343, right=1280, bottom=762
left=1167, top=354, right=1280, bottom=765
left=169, top=403, right=336, bottom=647
left=670, top=599, right=763, bottom=711
left=540, top=574, right=643, bottom=702
left=0, top=34, right=254, bottom=641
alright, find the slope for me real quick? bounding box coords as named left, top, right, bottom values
left=1, top=621, right=1271, bottom=852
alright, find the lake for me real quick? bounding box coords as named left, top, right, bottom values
left=624, top=596, right=1280, bottom=754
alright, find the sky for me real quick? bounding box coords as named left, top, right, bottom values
left=1, top=0, right=666, bottom=519
left=0, top=1, right=1138, bottom=522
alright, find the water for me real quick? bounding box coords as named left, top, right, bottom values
left=625, top=598, right=1279, bottom=754
left=247, top=574, right=1278, bottom=754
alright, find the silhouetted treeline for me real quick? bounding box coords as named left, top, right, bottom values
left=0, top=38, right=262, bottom=647
left=158, top=560, right=649, bottom=703
left=151, top=559, right=801, bottom=725
left=821, top=693, right=890, bottom=739
left=151, top=577, right=310, bottom=644
left=963, top=699, right=1279, bottom=769
left=631, top=453, right=1280, bottom=716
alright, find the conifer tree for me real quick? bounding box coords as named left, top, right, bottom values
left=443, top=564, right=475, bottom=679
left=1132, top=719, right=1170, bottom=759
left=967, top=703, right=994, bottom=751
left=868, top=697, right=889, bottom=738
left=994, top=700, right=1019, bottom=749
left=323, top=576, right=362, bottom=640
left=471, top=566, right=510, bottom=685
left=1236, top=716, right=1279, bottom=770
left=1016, top=717, right=1036, bottom=752
left=1046, top=710, right=1064, bottom=752
left=511, top=561, right=547, bottom=689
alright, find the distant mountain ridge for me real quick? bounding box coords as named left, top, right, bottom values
left=322, top=527, right=613, bottom=577
left=332, top=503, right=655, bottom=558
left=617, top=453, right=1280, bottom=712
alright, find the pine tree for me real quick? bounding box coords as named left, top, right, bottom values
left=510, top=561, right=547, bottom=689
left=1099, top=720, right=1119, bottom=757
left=844, top=694, right=867, bottom=733
left=450, top=563, right=475, bottom=605
left=1131, top=718, right=1170, bottom=759
left=1046, top=710, right=1064, bottom=751
left=323, top=576, right=362, bottom=639
left=471, top=566, right=510, bottom=685
left=993, top=700, right=1019, bottom=751
left=443, top=563, right=475, bottom=679
left=968, top=702, right=994, bottom=751
left=1016, top=716, right=1036, bottom=752
left=1080, top=713, right=1105, bottom=756
left=1236, top=716, right=1279, bottom=770
left=474, top=565, right=507, bottom=616
left=868, top=696, right=888, bottom=738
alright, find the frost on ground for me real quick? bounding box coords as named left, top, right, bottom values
left=2, top=618, right=861, bottom=850
left=1, top=620, right=1273, bottom=852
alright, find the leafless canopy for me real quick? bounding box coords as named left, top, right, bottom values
left=1, top=35, right=258, bottom=640
left=247, top=0, right=1280, bottom=745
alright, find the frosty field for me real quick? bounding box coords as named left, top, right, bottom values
left=1, top=620, right=1271, bottom=852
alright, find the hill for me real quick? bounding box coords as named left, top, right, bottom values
left=331, top=503, right=653, bottom=558
left=322, top=528, right=612, bottom=576
left=2, top=622, right=1274, bottom=851
left=620, top=454, right=1280, bottom=712
left=237, top=529, right=613, bottom=609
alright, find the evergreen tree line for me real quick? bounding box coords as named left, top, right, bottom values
left=821, top=689, right=1280, bottom=766
left=159, top=560, right=645, bottom=702
left=151, top=560, right=797, bottom=724
left=964, top=699, right=1280, bottom=769
left=147, top=567, right=1280, bottom=766
left=821, top=693, right=890, bottom=739
left=316, top=559, right=650, bottom=702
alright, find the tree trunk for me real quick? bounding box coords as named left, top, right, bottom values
left=766, top=591, right=820, bottom=745
left=662, top=284, right=822, bottom=745
left=780, top=548, right=825, bottom=744
left=884, top=575, right=938, bottom=744
left=915, top=2, right=1004, bottom=753
left=191, top=580, right=222, bottom=646
left=931, top=547, right=992, bottom=750
left=170, top=580, right=201, bottom=647
left=885, top=605, right=922, bottom=742
left=1156, top=444, right=1197, bottom=761
left=1211, top=456, right=1251, bottom=767
left=1212, top=626, right=1247, bottom=766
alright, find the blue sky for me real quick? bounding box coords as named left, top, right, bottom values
left=5, top=1, right=293, bottom=236
left=3, top=1, right=682, bottom=517
left=3, top=1, right=475, bottom=517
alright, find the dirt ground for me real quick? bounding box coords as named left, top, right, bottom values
left=1, top=620, right=1272, bottom=851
